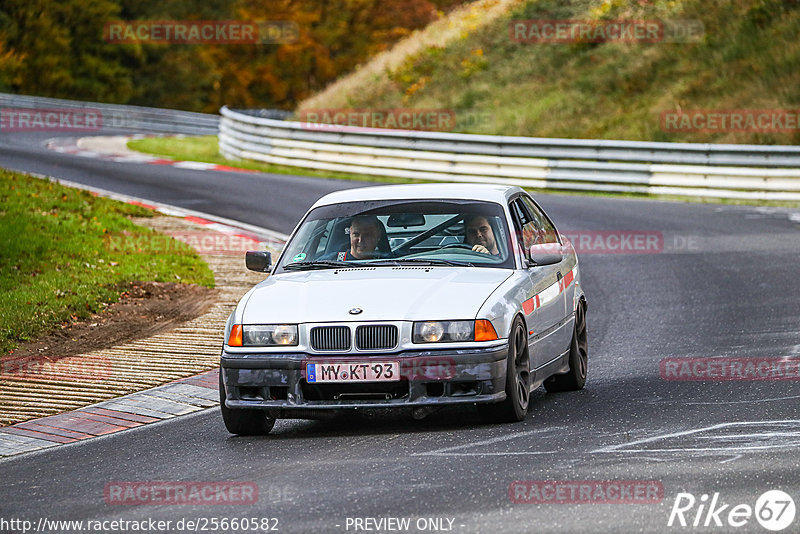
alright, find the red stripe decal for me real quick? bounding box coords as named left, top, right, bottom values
left=522, top=297, right=534, bottom=314
left=557, top=270, right=575, bottom=293
left=563, top=270, right=574, bottom=289
left=522, top=294, right=542, bottom=314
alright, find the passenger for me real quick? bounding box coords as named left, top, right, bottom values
left=464, top=214, right=500, bottom=255
left=338, top=215, right=384, bottom=260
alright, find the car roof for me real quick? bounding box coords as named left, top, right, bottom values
left=310, top=183, right=525, bottom=208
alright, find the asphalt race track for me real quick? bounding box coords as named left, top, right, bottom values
left=2, top=130, right=800, bottom=533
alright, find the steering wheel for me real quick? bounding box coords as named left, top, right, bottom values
left=440, top=244, right=474, bottom=251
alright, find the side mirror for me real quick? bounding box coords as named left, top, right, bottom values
left=245, top=251, right=272, bottom=272
left=528, top=243, right=562, bottom=267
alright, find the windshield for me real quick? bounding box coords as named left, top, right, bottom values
left=276, top=199, right=514, bottom=272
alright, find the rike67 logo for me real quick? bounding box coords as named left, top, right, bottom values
left=668, top=490, right=796, bottom=531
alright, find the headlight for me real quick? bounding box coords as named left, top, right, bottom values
left=448, top=320, right=473, bottom=341
left=413, top=320, right=474, bottom=343
left=242, top=324, right=298, bottom=346
left=417, top=321, right=446, bottom=342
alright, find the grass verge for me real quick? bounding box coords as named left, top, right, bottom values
left=297, top=0, right=800, bottom=146
left=0, top=168, right=215, bottom=353
left=128, top=136, right=420, bottom=185
left=128, top=136, right=800, bottom=208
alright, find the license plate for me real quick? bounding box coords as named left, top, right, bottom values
left=305, top=362, right=400, bottom=383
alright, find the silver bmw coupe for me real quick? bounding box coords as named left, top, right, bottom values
left=220, top=184, right=587, bottom=434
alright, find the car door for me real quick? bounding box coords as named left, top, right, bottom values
left=508, top=197, right=566, bottom=372
left=519, top=194, right=574, bottom=356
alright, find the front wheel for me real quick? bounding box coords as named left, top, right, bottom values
left=219, top=371, right=276, bottom=435
left=478, top=317, right=531, bottom=423
left=544, top=301, right=588, bottom=392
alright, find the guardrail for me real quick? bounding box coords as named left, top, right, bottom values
left=219, top=106, right=800, bottom=201
left=0, top=93, right=219, bottom=136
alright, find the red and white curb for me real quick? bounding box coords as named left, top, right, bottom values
left=0, top=371, right=219, bottom=457
left=46, top=135, right=256, bottom=174
left=0, top=171, right=287, bottom=459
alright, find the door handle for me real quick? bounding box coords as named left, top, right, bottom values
left=557, top=271, right=563, bottom=281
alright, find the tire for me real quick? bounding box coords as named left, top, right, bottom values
left=544, top=301, right=587, bottom=393
left=478, top=317, right=531, bottom=423
left=219, top=371, right=276, bottom=435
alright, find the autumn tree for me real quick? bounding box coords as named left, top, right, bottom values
left=0, top=0, right=465, bottom=110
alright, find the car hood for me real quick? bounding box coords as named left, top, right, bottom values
left=241, top=267, right=512, bottom=323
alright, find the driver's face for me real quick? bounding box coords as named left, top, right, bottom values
left=349, top=220, right=380, bottom=259
left=466, top=216, right=498, bottom=254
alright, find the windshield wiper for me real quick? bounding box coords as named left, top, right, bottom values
left=284, top=258, right=476, bottom=270
left=283, top=260, right=352, bottom=271
left=369, top=258, right=475, bottom=267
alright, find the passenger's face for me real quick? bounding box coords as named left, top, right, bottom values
left=349, top=221, right=380, bottom=259
left=466, top=217, right=497, bottom=254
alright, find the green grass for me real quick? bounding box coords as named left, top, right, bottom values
left=128, top=136, right=425, bottom=185
left=298, top=0, right=800, bottom=145
left=0, top=169, right=215, bottom=353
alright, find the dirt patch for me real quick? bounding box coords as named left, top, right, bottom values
left=6, top=281, right=218, bottom=361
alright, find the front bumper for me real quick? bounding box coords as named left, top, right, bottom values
left=220, top=344, right=508, bottom=414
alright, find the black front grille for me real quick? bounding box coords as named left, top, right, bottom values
left=302, top=381, right=409, bottom=401
left=310, top=326, right=351, bottom=351
left=355, top=325, right=398, bottom=350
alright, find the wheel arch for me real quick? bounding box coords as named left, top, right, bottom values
left=512, top=311, right=529, bottom=339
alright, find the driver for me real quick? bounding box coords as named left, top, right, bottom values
left=465, top=215, right=499, bottom=255
left=338, top=215, right=384, bottom=260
